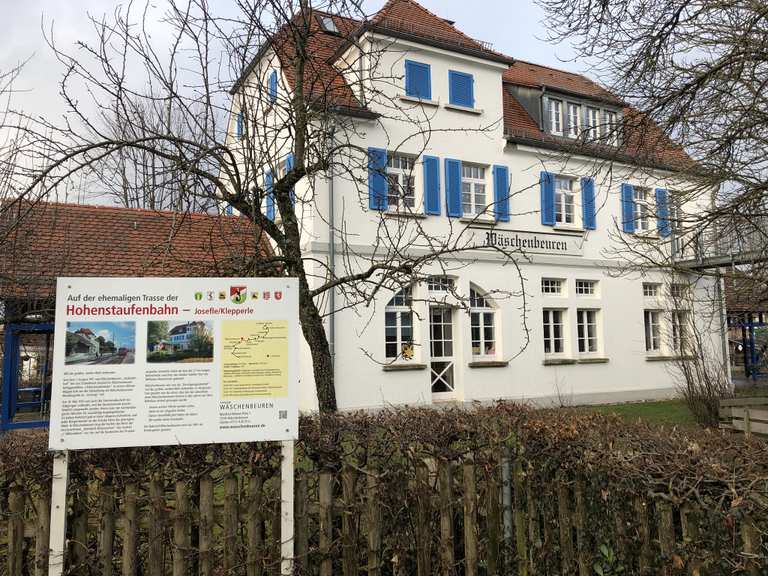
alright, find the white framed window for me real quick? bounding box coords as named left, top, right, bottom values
left=567, top=102, right=581, bottom=138
left=541, top=278, right=564, bottom=295
left=577, top=309, right=599, bottom=353
left=555, top=176, right=576, bottom=225
left=461, top=164, right=487, bottom=216
left=604, top=110, right=618, bottom=145
left=671, top=310, right=688, bottom=354
left=549, top=98, right=563, bottom=135
left=386, top=154, right=416, bottom=211
left=670, top=283, right=689, bottom=300
left=469, top=287, right=496, bottom=357
left=575, top=280, right=598, bottom=296
left=587, top=107, right=601, bottom=140
left=633, top=187, right=651, bottom=232
left=428, top=276, right=454, bottom=292
left=543, top=309, right=566, bottom=355
left=385, top=288, right=414, bottom=361
left=644, top=310, right=662, bottom=352
left=643, top=283, right=661, bottom=297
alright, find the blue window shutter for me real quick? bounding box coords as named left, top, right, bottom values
left=405, top=60, right=431, bottom=100
left=493, top=165, right=510, bottom=222
left=269, top=70, right=278, bottom=103
left=368, top=147, right=388, bottom=211
left=540, top=171, right=555, bottom=226
left=265, top=171, right=275, bottom=221
left=621, top=183, right=635, bottom=233
left=449, top=71, right=474, bottom=107
left=236, top=112, right=243, bottom=139
left=225, top=205, right=234, bottom=216
left=286, top=153, right=295, bottom=205
left=656, top=188, right=670, bottom=237
left=423, top=156, right=441, bottom=215
left=581, top=177, right=596, bottom=230
left=445, top=159, right=462, bottom=218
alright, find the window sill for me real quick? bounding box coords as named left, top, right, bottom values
left=384, top=211, right=427, bottom=220
left=400, top=95, right=439, bottom=107
left=554, top=224, right=584, bottom=233
left=577, top=357, right=609, bottom=364
left=543, top=357, right=577, bottom=366
left=645, top=355, right=695, bottom=362
left=460, top=216, right=495, bottom=227
left=468, top=360, right=509, bottom=368
left=444, top=103, right=483, bottom=115
left=382, top=363, right=427, bottom=372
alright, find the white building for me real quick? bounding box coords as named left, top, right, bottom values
left=229, top=0, right=728, bottom=411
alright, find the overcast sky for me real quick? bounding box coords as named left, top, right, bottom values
left=0, top=0, right=580, bottom=119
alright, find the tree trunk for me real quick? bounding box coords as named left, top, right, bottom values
left=297, top=275, right=337, bottom=412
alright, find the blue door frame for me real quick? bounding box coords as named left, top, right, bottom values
left=729, top=314, right=767, bottom=381
left=2, top=322, right=54, bottom=431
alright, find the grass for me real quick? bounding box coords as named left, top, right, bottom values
left=585, top=399, right=697, bottom=428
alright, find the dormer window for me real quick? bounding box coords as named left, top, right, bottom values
left=587, top=107, right=601, bottom=140
left=604, top=110, right=618, bottom=145
left=567, top=103, right=581, bottom=138
left=548, top=99, right=563, bottom=135
left=319, top=15, right=338, bottom=33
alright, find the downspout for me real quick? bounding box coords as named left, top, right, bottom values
left=328, top=125, right=336, bottom=372
left=716, top=270, right=732, bottom=388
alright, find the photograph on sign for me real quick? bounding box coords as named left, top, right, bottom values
left=48, top=277, right=299, bottom=450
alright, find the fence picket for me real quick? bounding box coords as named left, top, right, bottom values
left=34, top=489, right=50, bottom=576
left=415, top=461, right=431, bottom=576
left=246, top=475, right=264, bottom=576
left=199, top=476, right=214, bottom=576
left=224, top=475, right=239, bottom=574
left=319, top=470, right=333, bottom=576
left=463, top=456, right=478, bottom=576
left=512, top=458, right=528, bottom=576
left=7, top=484, right=24, bottom=576
left=658, top=501, right=675, bottom=565
left=742, top=518, right=761, bottom=576
left=122, top=483, right=138, bottom=576
left=148, top=477, right=165, bottom=576
left=438, top=459, right=455, bottom=575
left=294, top=473, right=308, bottom=575
left=341, top=465, right=358, bottom=576
left=486, top=458, right=501, bottom=576
left=556, top=475, right=574, bottom=574
left=635, top=498, right=652, bottom=575
left=367, top=466, right=382, bottom=576
left=71, top=484, right=89, bottom=576
left=173, top=481, right=190, bottom=576
left=573, top=476, right=589, bottom=576
left=99, top=481, right=116, bottom=576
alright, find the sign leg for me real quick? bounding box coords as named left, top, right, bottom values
left=280, top=440, right=295, bottom=576
left=48, top=450, right=70, bottom=576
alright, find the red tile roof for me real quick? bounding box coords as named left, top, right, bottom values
left=502, top=61, right=691, bottom=170
left=503, top=60, right=620, bottom=104
left=234, top=1, right=691, bottom=171
left=371, top=0, right=512, bottom=64
left=0, top=201, right=271, bottom=300
left=272, top=10, right=367, bottom=113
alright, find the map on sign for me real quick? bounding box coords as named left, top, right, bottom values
left=221, top=320, right=289, bottom=398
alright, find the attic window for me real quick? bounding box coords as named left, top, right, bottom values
left=319, top=15, right=338, bottom=33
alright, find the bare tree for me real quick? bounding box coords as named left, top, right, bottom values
left=13, top=0, right=534, bottom=412
left=535, top=0, right=768, bottom=416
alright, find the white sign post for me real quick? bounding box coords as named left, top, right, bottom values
left=47, top=277, right=300, bottom=575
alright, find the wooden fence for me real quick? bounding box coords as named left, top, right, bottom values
left=720, top=397, right=768, bottom=436
left=0, top=445, right=764, bottom=575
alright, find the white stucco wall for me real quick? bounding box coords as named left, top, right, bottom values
left=231, top=31, right=727, bottom=412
